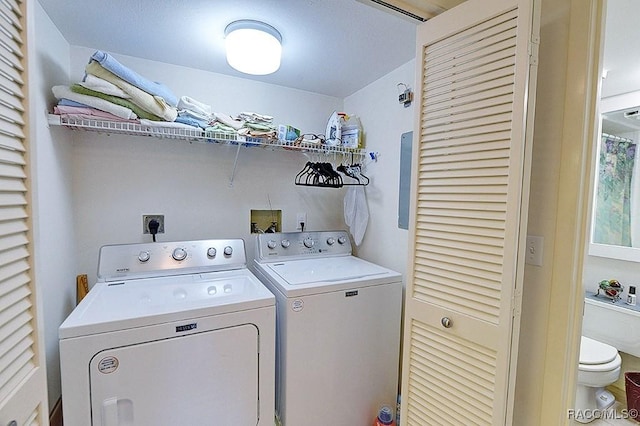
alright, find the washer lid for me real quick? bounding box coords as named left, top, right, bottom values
left=266, top=256, right=390, bottom=285
left=580, top=336, right=618, bottom=365
left=59, top=269, right=274, bottom=339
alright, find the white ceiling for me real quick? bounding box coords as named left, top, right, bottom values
left=36, top=0, right=425, bottom=98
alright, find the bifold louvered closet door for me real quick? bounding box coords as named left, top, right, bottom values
left=0, top=0, right=47, bottom=424
left=400, top=0, right=539, bottom=424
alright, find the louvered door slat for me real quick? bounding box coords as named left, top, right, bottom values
left=0, top=0, right=46, bottom=422
left=0, top=1, right=21, bottom=18
left=425, top=32, right=517, bottom=88
left=402, top=0, right=538, bottom=423
left=424, top=9, right=518, bottom=61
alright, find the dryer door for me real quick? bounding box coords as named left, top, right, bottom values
left=89, top=324, right=259, bottom=425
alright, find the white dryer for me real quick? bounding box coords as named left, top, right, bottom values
left=59, top=239, right=275, bottom=426
left=251, top=230, right=402, bottom=426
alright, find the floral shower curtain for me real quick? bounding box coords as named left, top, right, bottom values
left=593, top=134, right=636, bottom=246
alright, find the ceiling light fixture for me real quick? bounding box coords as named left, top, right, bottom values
left=224, top=20, right=282, bottom=76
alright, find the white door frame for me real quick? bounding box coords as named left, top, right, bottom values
left=539, top=0, right=605, bottom=423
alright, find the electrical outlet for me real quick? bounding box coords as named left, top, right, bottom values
left=525, top=235, right=543, bottom=266
left=143, top=214, right=165, bottom=234
left=296, top=212, right=307, bottom=231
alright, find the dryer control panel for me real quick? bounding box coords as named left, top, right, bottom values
left=98, top=239, right=247, bottom=281
left=256, top=230, right=352, bottom=261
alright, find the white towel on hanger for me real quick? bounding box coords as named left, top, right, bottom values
left=344, top=185, right=369, bottom=246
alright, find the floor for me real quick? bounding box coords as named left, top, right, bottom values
left=570, top=402, right=639, bottom=425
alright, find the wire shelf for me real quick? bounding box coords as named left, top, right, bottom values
left=48, top=114, right=366, bottom=156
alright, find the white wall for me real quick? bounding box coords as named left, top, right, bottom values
left=66, top=46, right=347, bottom=285
left=344, top=60, right=415, bottom=274
left=31, top=2, right=77, bottom=410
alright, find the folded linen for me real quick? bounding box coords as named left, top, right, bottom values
left=52, top=85, right=137, bottom=120
left=79, top=74, right=130, bottom=99
left=238, top=111, right=273, bottom=123
left=178, top=108, right=210, bottom=124
left=206, top=121, right=237, bottom=134
left=177, top=96, right=212, bottom=117
left=90, top=50, right=178, bottom=107
left=214, top=112, right=244, bottom=130
left=176, top=111, right=210, bottom=129
left=58, top=98, right=90, bottom=108
left=139, top=119, right=200, bottom=130
left=70, top=84, right=163, bottom=121
left=54, top=104, right=139, bottom=122
left=86, top=61, right=178, bottom=122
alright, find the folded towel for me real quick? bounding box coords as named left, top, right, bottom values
left=176, top=110, right=210, bottom=129
left=214, top=112, right=245, bottom=130
left=79, top=74, right=130, bottom=99
left=177, top=96, right=212, bottom=117
left=140, top=119, right=200, bottom=130
left=90, top=50, right=178, bottom=107
left=178, top=108, right=210, bottom=123
left=70, top=84, right=163, bottom=121
left=58, top=98, right=90, bottom=108
left=86, top=61, right=177, bottom=122
left=52, top=85, right=137, bottom=120
left=238, top=111, right=273, bottom=123
left=206, top=122, right=238, bottom=134
left=54, top=104, right=139, bottom=122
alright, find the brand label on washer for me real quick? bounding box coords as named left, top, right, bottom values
left=291, top=299, right=304, bottom=312
left=176, top=323, right=197, bottom=333
left=98, top=356, right=119, bottom=374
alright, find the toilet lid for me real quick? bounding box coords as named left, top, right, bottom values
left=580, top=336, right=618, bottom=365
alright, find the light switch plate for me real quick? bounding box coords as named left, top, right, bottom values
left=525, top=235, right=544, bottom=266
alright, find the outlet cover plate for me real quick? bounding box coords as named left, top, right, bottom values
left=143, top=214, right=165, bottom=234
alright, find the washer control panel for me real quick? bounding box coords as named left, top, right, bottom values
left=256, top=230, right=352, bottom=261
left=98, top=239, right=246, bottom=281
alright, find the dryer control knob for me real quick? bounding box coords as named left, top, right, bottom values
left=326, top=237, right=335, bottom=246
left=337, top=236, right=347, bottom=245
left=223, top=246, right=233, bottom=256
left=172, top=247, right=187, bottom=261
left=138, top=251, right=150, bottom=262
left=207, top=247, right=217, bottom=258
left=267, top=240, right=277, bottom=249
left=281, top=239, right=291, bottom=248
left=303, top=237, right=315, bottom=248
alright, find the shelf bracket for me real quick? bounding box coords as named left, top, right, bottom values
left=229, top=143, right=242, bottom=187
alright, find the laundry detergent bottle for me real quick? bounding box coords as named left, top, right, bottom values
left=374, top=406, right=396, bottom=426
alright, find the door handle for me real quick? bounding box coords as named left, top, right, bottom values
left=7, top=421, right=17, bottom=426
left=441, top=317, right=452, bottom=328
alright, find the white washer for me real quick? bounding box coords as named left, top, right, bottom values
left=251, top=230, right=402, bottom=426
left=59, top=239, right=275, bottom=426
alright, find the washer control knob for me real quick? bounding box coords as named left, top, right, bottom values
left=281, top=239, right=291, bottom=248
left=138, top=251, right=150, bottom=262
left=326, top=237, right=336, bottom=246
left=172, top=247, right=187, bottom=261
left=223, top=246, right=233, bottom=256
left=207, top=247, right=217, bottom=258
left=303, top=237, right=315, bottom=248
left=267, top=240, right=277, bottom=249
left=337, top=236, right=347, bottom=245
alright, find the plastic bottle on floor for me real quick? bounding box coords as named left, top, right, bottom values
left=374, top=406, right=396, bottom=426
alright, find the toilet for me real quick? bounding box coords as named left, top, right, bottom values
left=574, top=335, right=622, bottom=423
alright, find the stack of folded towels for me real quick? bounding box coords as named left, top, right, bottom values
left=51, top=50, right=279, bottom=139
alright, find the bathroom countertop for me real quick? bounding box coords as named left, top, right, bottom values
left=585, top=290, right=640, bottom=313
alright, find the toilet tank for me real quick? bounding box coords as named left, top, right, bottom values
left=583, top=294, right=640, bottom=357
